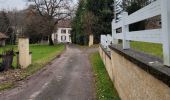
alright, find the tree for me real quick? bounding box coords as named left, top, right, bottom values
left=7, top=9, right=26, bottom=44
left=86, top=0, right=114, bottom=41
left=22, top=5, right=50, bottom=43
left=122, top=0, right=156, bottom=11
left=0, top=11, right=10, bottom=33
left=27, top=0, right=74, bottom=45
left=0, top=11, right=13, bottom=44
left=71, top=0, right=86, bottom=45
left=83, top=11, right=95, bottom=46
left=121, top=0, right=156, bottom=31
left=71, top=0, right=114, bottom=45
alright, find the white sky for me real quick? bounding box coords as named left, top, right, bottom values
left=0, top=0, right=27, bottom=10
left=0, top=0, right=78, bottom=10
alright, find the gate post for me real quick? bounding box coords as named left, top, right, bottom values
left=18, top=37, right=31, bottom=68
left=161, top=0, right=170, bottom=66
left=122, top=12, right=130, bottom=49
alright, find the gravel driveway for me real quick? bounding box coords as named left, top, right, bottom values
left=0, top=44, right=96, bottom=100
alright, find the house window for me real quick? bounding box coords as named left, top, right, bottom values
left=68, top=30, right=71, bottom=34
left=159, top=21, right=162, bottom=26
left=61, top=29, right=66, bottom=34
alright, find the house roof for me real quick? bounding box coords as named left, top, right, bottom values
left=0, top=32, right=8, bottom=39
left=57, top=19, right=72, bottom=28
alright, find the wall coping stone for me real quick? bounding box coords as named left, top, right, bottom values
left=109, top=44, right=170, bottom=87
left=100, top=44, right=111, bottom=59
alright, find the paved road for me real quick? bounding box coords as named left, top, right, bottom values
left=0, top=45, right=96, bottom=100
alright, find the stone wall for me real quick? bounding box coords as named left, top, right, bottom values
left=99, top=47, right=113, bottom=81
left=99, top=45, right=170, bottom=100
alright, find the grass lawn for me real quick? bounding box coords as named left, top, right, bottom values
left=20, top=44, right=65, bottom=79
left=0, top=45, right=18, bottom=67
left=30, top=44, right=64, bottom=63
left=90, top=52, right=120, bottom=100
left=0, top=44, right=65, bottom=68
left=0, top=44, right=65, bottom=91
left=130, top=41, right=163, bottom=59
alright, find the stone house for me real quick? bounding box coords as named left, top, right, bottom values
left=0, top=32, right=8, bottom=46
left=52, top=19, right=72, bottom=43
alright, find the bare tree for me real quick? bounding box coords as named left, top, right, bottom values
left=7, top=9, right=26, bottom=44
left=0, top=10, right=11, bottom=34
left=0, top=10, right=13, bottom=44
left=27, top=0, right=74, bottom=45
left=23, top=6, right=52, bottom=43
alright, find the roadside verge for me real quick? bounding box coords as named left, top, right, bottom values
left=89, top=52, right=120, bottom=100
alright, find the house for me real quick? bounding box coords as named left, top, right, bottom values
left=0, top=32, right=8, bottom=46
left=52, top=19, right=72, bottom=43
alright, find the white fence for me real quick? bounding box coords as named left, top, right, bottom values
left=100, top=34, right=112, bottom=50
left=101, top=0, right=170, bottom=66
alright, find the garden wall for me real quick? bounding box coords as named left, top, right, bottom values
left=99, top=45, right=170, bottom=100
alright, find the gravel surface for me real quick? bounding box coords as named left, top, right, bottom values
left=0, top=44, right=96, bottom=100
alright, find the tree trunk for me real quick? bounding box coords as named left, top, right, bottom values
left=49, top=35, right=54, bottom=46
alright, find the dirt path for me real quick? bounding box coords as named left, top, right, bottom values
left=0, top=45, right=97, bottom=100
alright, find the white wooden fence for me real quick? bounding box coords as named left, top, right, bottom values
left=100, top=34, right=112, bottom=51
left=101, top=0, right=170, bottom=66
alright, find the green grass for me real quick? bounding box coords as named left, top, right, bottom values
left=0, top=45, right=17, bottom=68
left=0, top=45, right=16, bottom=52
left=20, top=44, right=65, bottom=79
left=130, top=41, right=163, bottom=58
left=30, top=44, right=64, bottom=63
left=0, top=82, right=14, bottom=91
left=0, top=44, right=65, bottom=68
left=0, top=44, right=65, bottom=91
left=90, top=52, right=120, bottom=100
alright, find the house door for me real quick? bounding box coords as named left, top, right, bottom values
left=55, top=34, right=58, bottom=42
left=61, top=35, right=66, bottom=41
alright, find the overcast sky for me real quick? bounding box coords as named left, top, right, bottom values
left=0, top=0, right=78, bottom=10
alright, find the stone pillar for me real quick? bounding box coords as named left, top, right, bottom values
left=89, top=34, right=94, bottom=47
left=18, top=37, right=31, bottom=68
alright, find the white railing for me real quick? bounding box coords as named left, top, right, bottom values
left=111, top=0, right=170, bottom=66
left=112, top=0, right=162, bottom=45
left=100, top=34, right=112, bottom=51
left=101, top=35, right=107, bottom=48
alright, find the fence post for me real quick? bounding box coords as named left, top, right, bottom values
left=100, top=35, right=107, bottom=48
left=161, top=0, right=170, bottom=66
left=106, top=34, right=112, bottom=51
left=122, top=12, right=130, bottom=49
left=112, top=19, right=118, bottom=44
